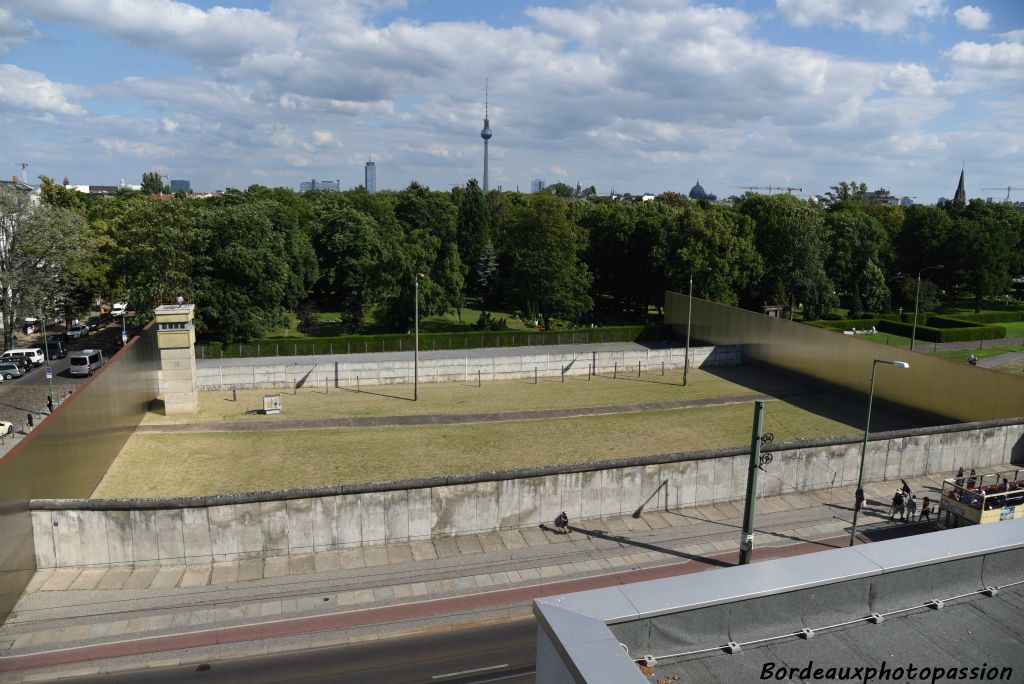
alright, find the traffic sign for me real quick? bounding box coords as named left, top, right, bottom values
left=44, top=366, right=52, bottom=379
left=121, top=331, right=128, bottom=344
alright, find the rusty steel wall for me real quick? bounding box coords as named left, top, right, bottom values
left=0, top=325, right=159, bottom=618
left=665, top=292, right=1024, bottom=423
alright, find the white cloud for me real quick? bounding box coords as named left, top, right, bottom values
left=0, top=64, right=84, bottom=115
left=161, top=118, right=179, bottom=133
left=0, top=7, right=40, bottom=52
left=776, top=0, right=945, bottom=34
left=953, top=5, right=990, bottom=30
left=999, top=29, right=1024, bottom=43
left=945, top=40, right=1024, bottom=84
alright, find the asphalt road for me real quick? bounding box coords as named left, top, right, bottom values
left=57, top=621, right=536, bottom=684
left=0, top=320, right=132, bottom=449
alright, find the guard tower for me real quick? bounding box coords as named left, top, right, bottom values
left=154, top=303, right=198, bottom=415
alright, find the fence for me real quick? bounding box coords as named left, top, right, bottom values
left=194, top=326, right=663, bottom=360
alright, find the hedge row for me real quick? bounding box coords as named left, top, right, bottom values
left=196, top=325, right=650, bottom=359
left=925, top=315, right=987, bottom=330
left=949, top=311, right=1024, bottom=324
left=876, top=319, right=1005, bottom=343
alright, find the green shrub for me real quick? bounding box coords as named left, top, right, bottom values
left=925, top=315, right=984, bottom=329
left=951, top=311, right=1024, bottom=324
left=877, top=319, right=1005, bottom=343
left=806, top=318, right=882, bottom=330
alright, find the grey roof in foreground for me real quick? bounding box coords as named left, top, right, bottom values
left=534, top=518, right=1024, bottom=683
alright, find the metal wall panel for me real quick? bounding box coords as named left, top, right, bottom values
left=0, top=325, right=159, bottom=618
left=665, top=292, right=1024, bottom=422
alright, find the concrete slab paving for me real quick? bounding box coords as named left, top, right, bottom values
left=337, top=549, right=366, bottom=569
left=385, top=544, right=413, bottom=565
left=288, top=554, right=316, bottom=576
left=477, top=532, right=505, bottom=553
left=149, top=566, right=185, bottom=589
left=432, top=538, right=461, bottom=558
left=40, top=569, right=81, bottom=592
left=67, top=569, right=108, bottom=592
left=455, top=535, right=484, bottom=555
left=361, top=547, right=389, bottom=567
left=263, top=556, right=291, bottom=579
left=210, top=561, right=240, bottom=585
left=23, top=570, right=54, bottom=594
left=409, top=541, right=438, bottom=561
left=95, top=567, right=133, bottom=590
left=180, top=566, right=212, bottom=588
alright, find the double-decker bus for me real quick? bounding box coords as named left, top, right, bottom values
left=936, top=468, right=1024, bottom=529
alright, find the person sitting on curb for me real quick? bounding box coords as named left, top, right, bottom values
left=554, top=511, right=570, bottom=534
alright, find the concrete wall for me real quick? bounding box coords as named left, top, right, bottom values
left=0, top=326, right=159, bottom=617
left=194, top=346, right=739, bottom=391
left=30, top=420, right=1024, bottom=568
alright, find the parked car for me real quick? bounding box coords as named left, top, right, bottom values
left=44, top=341, right=67, bottom=359
left=111, top=302, right=128, bottom=317
left=0, top=421, right=11, bottom=437
left=1, top=348, right=44, bottom=367
left=65, top=324, right=89, bottom=340
left=0, top=362, right=24, bottom=380
left=69, top=349, right=105, bottom=377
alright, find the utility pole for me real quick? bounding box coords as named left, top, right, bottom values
left=41, top=317, right=54, bottom=405
left=739, top=400, right=766, bottom=565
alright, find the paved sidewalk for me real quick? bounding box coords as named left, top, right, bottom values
left=0, top=465, right=983, bottom=680
left=979, top=350, right=1024, bottom=369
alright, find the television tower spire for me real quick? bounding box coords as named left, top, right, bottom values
left=480, top=79, right=492, bottom=192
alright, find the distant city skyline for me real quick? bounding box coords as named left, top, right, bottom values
left=2, top=1, right=1021, bottom=201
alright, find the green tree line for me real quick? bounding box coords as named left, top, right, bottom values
left=17, top=176, right=1024, bottom=344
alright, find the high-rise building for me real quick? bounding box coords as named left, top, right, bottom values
left=299, top=179, right=340, bottom=192
left=365, top=159, right=376, bottom=193
left=170, top=179, right=191, bottom=194
left=531, top=179, right=545, bottom=193
left=480, top=80, right=492, bottom=191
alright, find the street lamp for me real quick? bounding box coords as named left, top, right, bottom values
left=414, top=273, right=423, bottom=401
left=684, top=268, right=709, bottom=387
left=910, top=265, right=943, bottom=351
left=849, top=359, right=910, bottom=546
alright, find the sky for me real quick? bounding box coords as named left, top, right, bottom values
left=1, top=0, right=1022, bottom=202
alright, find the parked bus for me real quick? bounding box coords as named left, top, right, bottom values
left=936, top=468, right=1024, bottom=529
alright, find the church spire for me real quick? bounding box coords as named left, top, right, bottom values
left=954, top=167, right=966, bottom=204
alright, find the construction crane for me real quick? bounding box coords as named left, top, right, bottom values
left=980, top=186, right=1020, bottom=202
left=737, top=185, right=803, bottom=195
left=11, top=162, right=29, bottom=183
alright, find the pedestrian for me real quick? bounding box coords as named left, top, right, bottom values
left=901, top=479, right=912, bottom=497
left=554, top=511, right=569, bottom=534
left=906, top=495, right=917, bottom=522
left=920, top=497, right=932, bottom=523
left=889, top=490, right=903, bottom=521
left=955, top=467, right=965, bottom=487
left=966, top=469, right=977, bottom=489
left=968, top=353, right=978, bottom=366
left=26, top=413, right=33, bottom=429
left=47, top=395, right=53, bottom=413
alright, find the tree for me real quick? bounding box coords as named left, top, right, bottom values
left=824, top=209, right=887, bottom=317
left=174, top=188, right=187, bottom=200
left=825, top=181, right=868, bottom=204
left=737, top=194, right=836, bottom=320
left=501, top=194, right=593, bottom=328
left=0, top=185, right=94, bottom=349
left=141, top=172, right=165, bottom=195
left=456, top=179, right=492, bottom=292
left=544, top=182, right=576, bottom=199
left=946, top=201, right=1022, bottom=312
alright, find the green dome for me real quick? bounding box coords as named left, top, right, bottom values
left=688, top=181, right=707, bottom=200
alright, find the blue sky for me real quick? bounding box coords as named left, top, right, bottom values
left=1, top=0, right=1021, bottom=201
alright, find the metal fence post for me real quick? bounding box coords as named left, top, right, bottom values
left=478, top=369, right=481, bottom=388
left=614, top=362, right=617, bottom=379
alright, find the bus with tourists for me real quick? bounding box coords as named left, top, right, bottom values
left=936, top=468, right=1024, bottom=529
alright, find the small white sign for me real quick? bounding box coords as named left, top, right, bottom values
left=121, top=331, right=128, bottom=344
left=44, top=367, right=52, bottom=379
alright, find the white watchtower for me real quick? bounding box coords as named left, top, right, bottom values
left=154, top=303, right=198, bottom=416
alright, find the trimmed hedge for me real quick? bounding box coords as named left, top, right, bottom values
left=197, top=325, right=650, bottom=359
left=807, top=318, right=883, bottom=331
left=949, top=311, right=1024, bottom=324
left=877, top=319, right=1005, bottom=343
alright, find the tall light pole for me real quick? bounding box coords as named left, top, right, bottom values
left=910, top=264, right=943, bottom=351
left=414, top=273, right=423, bottom=401
left=683, top=269, right=708, bottom=387
left=849, top=359, right=910, bottom=546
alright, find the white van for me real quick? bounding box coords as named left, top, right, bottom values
left=111, top=302, right=128, bottom=317
left=69, top=349, right=105, bottom=377
left=1, top=348, right=44, bottom=367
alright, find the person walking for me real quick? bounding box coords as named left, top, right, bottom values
left=920, top=497, right=932, bottom=523
left=967, top=469, right=978, bottom=489
left=47, top=395, right=53, bottom=413
left=906, top=495, right=918, bottom=522
left=889, top=490, right=903, bottom=521
left=955, top=467, right=965, bottom=488
left=26, top=413, right=33, bottom=430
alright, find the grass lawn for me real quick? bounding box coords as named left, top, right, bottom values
left=141, top=368, right=767, bottom=425
left=96, top=397, right=899, bottom=499
left=998, top=358, right=1024, bottom=375
left=102, top=367, right=920, bottom=498
left=933, top=344, right=1024, bottom=363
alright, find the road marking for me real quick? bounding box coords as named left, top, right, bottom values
left=432, top=663, right=509, bottom=679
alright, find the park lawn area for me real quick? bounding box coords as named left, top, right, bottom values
left=96, top=397, right=894, bottom=499
left=998, top=320, right=1024, bottom=337
left=998, top=358, right=1024, bottom=375
left=141, top=368, right=768, bottom=425
left=933, top=344, right=1024, bottom=363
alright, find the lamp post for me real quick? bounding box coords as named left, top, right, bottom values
left=414, top=273, right=423, bottom=401
left=683, top=269, right=708, bottom=387
left=849, top=359, right=910, bottom=546
left=910, top=265, right=943, bottom=351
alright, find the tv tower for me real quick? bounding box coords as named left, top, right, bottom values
left=480, top=80, right=492, bottom=191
